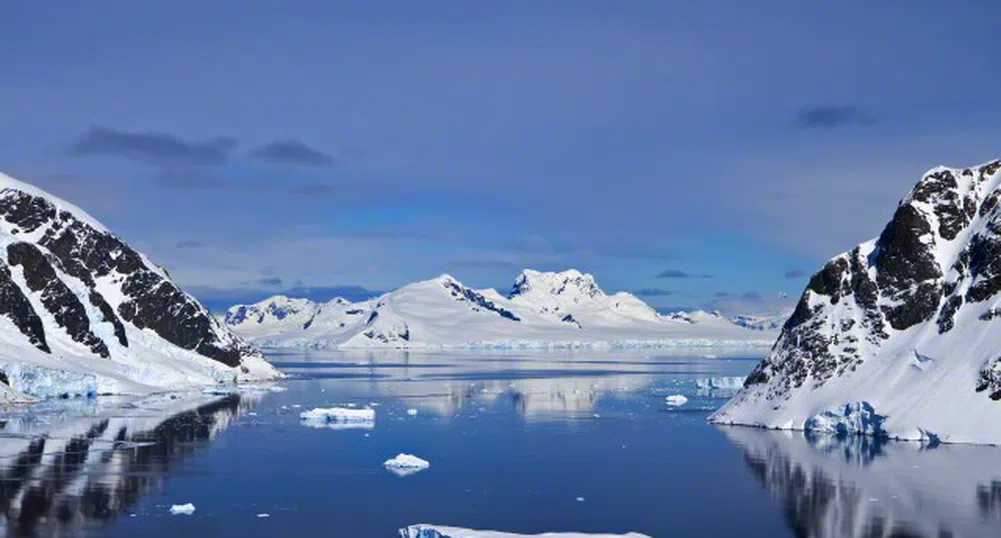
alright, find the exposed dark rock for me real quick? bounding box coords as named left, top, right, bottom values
left=442, top=279, right=520, bottom=321
left=937, top=294, right=963, bottom=333
left=0, top=188, right=254, bottom=367
left=0, top=261, right=49, bottom=353
left=118, top=271, right=245, bottom=367
left=0, top=190, right=57, bottom=233
left=6, top=242, right=109, bottom=358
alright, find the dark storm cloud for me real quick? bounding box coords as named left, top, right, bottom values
left=68, top=125, right=236, bottom=166
left=797, top=105, right=873, bottom=128
left=250, top=140, right=334, bottom=167
left=633, top=288, right=673, bottom=297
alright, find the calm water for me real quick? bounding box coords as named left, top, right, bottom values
left=2, top=349, right=1000, bottom=537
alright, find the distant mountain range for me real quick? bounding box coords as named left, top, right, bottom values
left=224, top=269, right=778, bottom=349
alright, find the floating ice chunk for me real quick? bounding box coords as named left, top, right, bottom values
left=804, top=401, right=886, bottom=437
left=407, top=408, right=418, bottom=416
left=400, top=525, right=651, bottom=537
left=257, top=513, right=271, bottom=518
left=300, top=407, right=375, bottom=425
left=695, top=376, right=745, bottom=392
left=384, top=453, right=430, bottom=477
left=169, top=503, right=195, bottom=515
left=665, top=394, right=688, bottom=406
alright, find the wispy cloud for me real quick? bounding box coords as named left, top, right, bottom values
left=784, top=269, right=806, bottom=279
left=176, top=240, right=204, bottom=249
left=633, top=288, right=673, bottom=297
left=656, top=269, right=713, bottom=279
left=257, top=277, right=283, bottom=286
left=250, top=140, right=334, bottom=167
left=68, top=125, right=236, bottom=166
left=797, top=105, right=873, bottom=128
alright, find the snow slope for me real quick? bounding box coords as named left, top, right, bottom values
left=0, top=171, right=280, bottom=398
left=225, top=270, right=775, bottom=349
left=712, top=158, right=1001, bottom=444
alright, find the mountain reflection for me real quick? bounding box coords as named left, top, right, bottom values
left=0, top=393, right=257, bottom=537
left=723, top=427, right=1001, bottom=538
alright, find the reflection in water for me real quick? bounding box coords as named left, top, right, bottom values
left=723, top=427, right=1001, bottom=538
left=0, top=393, right=257, bottom=537
left=278, top=348, right=749, bottom=421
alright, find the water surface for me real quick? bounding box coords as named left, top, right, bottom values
left=1, top=349, right=998, bottom=537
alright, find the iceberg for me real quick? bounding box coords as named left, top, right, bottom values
left=400, top=526, right=650, bottom=538
left=300, top=407, right=375, bottom=428
left=664, top=394, right=688, bottom=407
left=384, top=453, right=430, bottom=477
left=694, top=376, right=745, bottom=393
left=803, top=401, right=886, bottom=438
left=169, top=503, right=195, bottom=516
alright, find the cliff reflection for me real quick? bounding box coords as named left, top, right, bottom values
left=0, top=392, right=257, bottom=537
left=723, top=427, right=1001, bottom=538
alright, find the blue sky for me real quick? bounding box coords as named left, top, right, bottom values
left=3, top=1, right=1001, bottom=312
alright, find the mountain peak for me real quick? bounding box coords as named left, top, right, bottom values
left=712, top=157, right=1001, bottom=444
left=509, top=269, right=602, bottom=301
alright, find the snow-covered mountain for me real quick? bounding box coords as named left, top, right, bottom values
left=730, top=308, right=795, bottom=332
left=225, top=269, right=775, bottom=349
left=0, top=172, right=279, bottom=399
left=712, top=158, right=1001, bottom=444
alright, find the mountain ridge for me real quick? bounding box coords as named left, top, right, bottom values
left=225, top=269, right=776, bottom=349
left=0, top=171, right=279, bottom=399
left=712, top=158, right=1001, bottom=444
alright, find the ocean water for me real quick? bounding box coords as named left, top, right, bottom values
left=2, top=349, right=1000, bottom=537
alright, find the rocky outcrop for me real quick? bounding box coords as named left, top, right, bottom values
left=713, top=159, right=1001, bottom=444
left=0, top=172, right=273, bottom=384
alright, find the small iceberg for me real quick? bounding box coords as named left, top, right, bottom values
left=400, top=525, right=651, bottom=537
left=169, top=503, right=196, bottom=516
left=804, top=401, right=886, bottom=438
left=695, top=376, right=745, bottom=393
left=300, top=407, right=375, bottom=429
left=665, top=394, right=688, bottom=407
left=384, top=453, right=430, bottom=477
